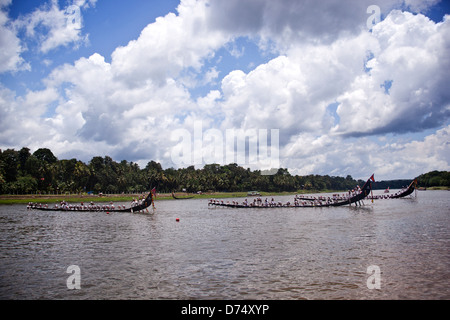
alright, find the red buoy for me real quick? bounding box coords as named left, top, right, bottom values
left=176, top=218, right=180, bottom=222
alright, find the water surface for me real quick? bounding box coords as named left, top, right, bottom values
left=0, top=190, right=448, bottom=299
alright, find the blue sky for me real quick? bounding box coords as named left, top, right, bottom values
left=1, top=0, right=449, bottom=180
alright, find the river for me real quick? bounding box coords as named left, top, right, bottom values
left=0, top=190, right=449, bottom=300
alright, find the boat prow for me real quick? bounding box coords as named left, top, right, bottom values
left=389, top=179, right=417, bottom=199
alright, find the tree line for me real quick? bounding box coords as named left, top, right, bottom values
left=0, top=147, right=448, bottom=195
left=415, top=171, right=450, bottom=188
left=373, top=171, right=450, bottom=190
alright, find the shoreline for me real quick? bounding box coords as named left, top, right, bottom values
left=0, top=187, right=446, bottom=205
left=0, top=190, right=329, bottom=205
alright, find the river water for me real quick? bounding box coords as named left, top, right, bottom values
left=0, top=190, right=448, bottom=300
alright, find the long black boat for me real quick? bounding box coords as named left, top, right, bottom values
left=389, top=179, right=417, bottom=199
left=28, top=191, right=153, bottom=212
left=368, top=179, right=417, bottom=200
left=209, top=175, right=374, bottom=208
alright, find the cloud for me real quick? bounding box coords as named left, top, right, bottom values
left=12, top=0, right=95, bottom=54
left=111, top=0, right=231, bottom=86
left=0, top=84, right=58, bottom=147
left=0, top=1, right=29, bottom=73
left=205, top=0, right=442, bottom=51
left=218, top=30, right=378, bottom=144
left=217, top=9, right=449, bottom=142
left=39, top=50, right=197, bottom=164
left=334, top=11, right=450, bottom=136
left=219, top=56, right=315, bottom=139
left=283, top=125, right=450, bottom=180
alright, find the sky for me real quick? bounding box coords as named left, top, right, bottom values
left=0, top=0, right=449, bottom=180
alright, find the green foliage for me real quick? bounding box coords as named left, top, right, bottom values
left=0, top=147, right=447, bottom=194
left=416, top=171, right=450, bottom=188
left=372, top=179, right=412, bottom=190
left=33, top=148, right=57, bottom=164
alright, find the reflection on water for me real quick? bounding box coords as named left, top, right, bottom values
left=0, top=190, right=449, bottom=299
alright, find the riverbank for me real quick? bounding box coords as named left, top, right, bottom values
left=1, top=187, right=446, bottom=205
left=0, top=192, right=280, bottom=205
left=0, top=194, right=144, bottom=205
left=0, top=189, right=336, bottom=205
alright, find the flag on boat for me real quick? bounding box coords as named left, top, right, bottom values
left=370, top=174, right=375, bottom=182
